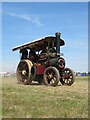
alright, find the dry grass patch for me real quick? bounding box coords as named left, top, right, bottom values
left=2, top=76, right=88, bottom=118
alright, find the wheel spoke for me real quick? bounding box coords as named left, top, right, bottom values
left=45, top=75, right=48, bottom=79
left=48, top=79, right=50, bottom=84
left=50, top=79, right=54, bottom=84
left=69, top=73, right=72, bottom=76
left=70, top=76, right=72, bottom=79
left=53, top=77, right=56, bottom=83
left=18, top=70, right=22, bottom=73
left=68, top=79, right=71, bottom=82
left=67, top=80, right=70, bottom=84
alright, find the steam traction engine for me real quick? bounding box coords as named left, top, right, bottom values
left=12, top=32, right=75, bottom=86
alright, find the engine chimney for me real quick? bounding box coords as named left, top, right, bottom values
left=55, top=32, right=61, bottom=57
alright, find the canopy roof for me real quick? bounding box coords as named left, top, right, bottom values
left=12, top=36, right=65, bottom=52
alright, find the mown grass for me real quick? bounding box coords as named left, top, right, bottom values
left=2, top=76, right=88, bottom=118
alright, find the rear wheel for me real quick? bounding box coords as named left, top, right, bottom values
left=17, top=60, right=33, bottom=85
left=60, top=68, right=75, bottom=86
left=43, top=66, right=60, bottom=86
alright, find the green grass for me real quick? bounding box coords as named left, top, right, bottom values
left=2, top=76, right=88, bottom=118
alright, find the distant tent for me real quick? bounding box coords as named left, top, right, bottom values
left=81, top=73, right=86, bottom=76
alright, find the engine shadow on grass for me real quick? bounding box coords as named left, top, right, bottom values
left=17, top=81, right=62, bottom=86
left=30, top=80, right=64, bottom=86
left=31, top=83, right=62, bottom=86
left=30, top=82, right=42, bottom=86
left=16, top=82, right=42, bottom=86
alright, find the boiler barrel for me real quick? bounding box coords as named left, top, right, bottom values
left=50, top=58, right=59, bottom=68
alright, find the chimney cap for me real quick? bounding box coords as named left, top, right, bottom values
left=55, top=32, right=61, bottom=36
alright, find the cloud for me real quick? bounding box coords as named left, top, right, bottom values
left=7, top=13, right=43, bottom=27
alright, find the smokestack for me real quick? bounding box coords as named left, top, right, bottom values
left=55, top=32, right=61, bottom=57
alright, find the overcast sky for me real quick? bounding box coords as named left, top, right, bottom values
left=2, top=2, right=88, bottom=73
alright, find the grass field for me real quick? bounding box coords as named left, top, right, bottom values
left=2, top=76, right=88, bottom=118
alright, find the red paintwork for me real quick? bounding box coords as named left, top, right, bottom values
left=36, top=64, right=45, bottom=74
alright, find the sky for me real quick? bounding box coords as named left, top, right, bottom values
left=2, top=2, right=88, bottom=73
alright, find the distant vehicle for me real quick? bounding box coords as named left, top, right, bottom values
left=12, top=32, right=75, bottom=86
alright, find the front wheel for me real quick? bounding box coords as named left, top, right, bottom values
left=43, top=66, right=60, bottom=86
left=60, top=68, right=75, bottom=86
